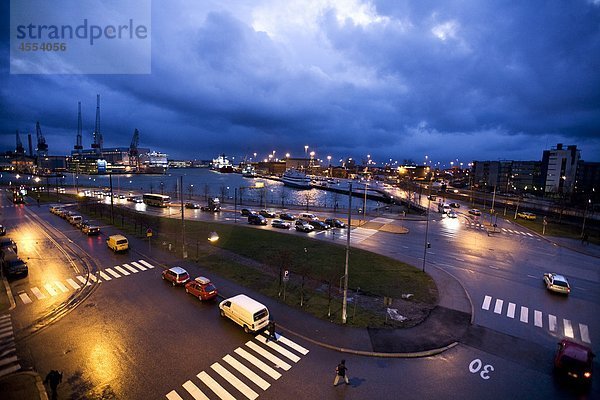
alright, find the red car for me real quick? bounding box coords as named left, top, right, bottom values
left=185, top=276, right=218, bottom=301
left=554, top=339, right=594, bottom=383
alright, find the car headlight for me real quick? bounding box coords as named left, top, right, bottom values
left=584, top=372, right=591, bottom=378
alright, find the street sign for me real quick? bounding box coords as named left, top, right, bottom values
left=283, top=270, right=289, bottom=282
left=146, top=228, right=153, bottom=237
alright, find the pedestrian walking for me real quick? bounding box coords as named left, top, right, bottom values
left=333, top=359, right=349, bottom=386
left=266, top=319, right=277, bottom=342
left=44, top=369, right=63, bottom=400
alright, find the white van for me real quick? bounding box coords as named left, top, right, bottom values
left=299, top=212, right=319, bottom=221
left=219, top=294, right=270, bottom=333
left=68, top=214, right=83, bottom=225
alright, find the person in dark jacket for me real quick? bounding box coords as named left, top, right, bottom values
left=333, top=359, right=349, bottom=386
left=266, top=319, right=277, bottom=342
left=44, top=369, right=63, bottom=400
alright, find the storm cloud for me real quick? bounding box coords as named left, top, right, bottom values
left=1, top=0, right=599, bottom=165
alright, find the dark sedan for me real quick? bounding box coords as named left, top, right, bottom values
left=309, top=220, right=330, bottom=230
left=279, top=212, right=297, bottom=221
left=324, top=218, right=346, bottom=228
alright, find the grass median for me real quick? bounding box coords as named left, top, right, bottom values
left=38, top=196, right=439, bottom=328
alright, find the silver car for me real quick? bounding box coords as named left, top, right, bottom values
left=543, top=273, right=570, bottom=295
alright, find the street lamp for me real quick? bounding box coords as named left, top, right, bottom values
left=422, top=193, right=431, bottom=272
left=304, top=145, right=309, bottom=158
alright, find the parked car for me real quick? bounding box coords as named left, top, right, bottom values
left=248, top=214, right=267, bottom=225
left=106, top=234, right=129, bottom=252
left=447, top=211, right=458, bottom=218
left=162, top=266, right=190, bottom=286
left=0, top=238, right=18, bottom=254
left=554, top=339, right=594, bottom=383
left=427, top=195, right=437, bottom=201
left=468, top=209, right=481, bottom=216
left=271, top=219, right=291, bottom=229
left=81, top=222, right=100, bottom=236
left=324, top=218, right=346, bottom=228
left=259, top=209, right=277, bottom=218
left=185, top=202, right=200, bottom=209
left=279, top=212, right=296, bottom=221
left=449, top=202, right=460, bottom=208
left=517, top=211, right=537, bottom=220
left=295, top=220, right=314, bottom=232
left=309, top=220, right=330, bottom=230
left=185, top=276, right=218, bottom=301
left=543, top=273, right=570, bottom=295
left=49, top=206, right=63, bottom=214
left=299, top=212, right=319, bottom=221
left=0, top=247, right=28, bottom=279
left=240, top=208, right=254, bottom=216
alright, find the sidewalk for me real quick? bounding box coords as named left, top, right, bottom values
left=0, top=370, right=47, bottom=400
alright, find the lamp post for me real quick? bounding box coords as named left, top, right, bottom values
left=581, top=199, right=591, bottom=238
left=422, top=194, right=431, bottom=272
left=342, top=182, right=352, bottom=324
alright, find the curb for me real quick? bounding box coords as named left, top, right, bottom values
left=432, top=265, right=475, bottom=324
left=2, top=275, right=17, bottom=311
left=276, top=323, right=458, bottom=358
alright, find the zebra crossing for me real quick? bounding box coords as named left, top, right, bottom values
left=481, top=295, right=591, bottom=344
left=15, top=259, right=156, bottom=306
left=458, top=220, right=539, bottom=239
left=166, top=331, right=309, bottom=400
left=0, top=314, right=20, bottom=378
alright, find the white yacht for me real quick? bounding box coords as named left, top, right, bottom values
left=281, top=169, right=311, bottom=189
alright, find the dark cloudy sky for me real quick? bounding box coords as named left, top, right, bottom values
left=1, top=0, right=600, bottom=167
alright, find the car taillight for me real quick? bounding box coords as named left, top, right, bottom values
left=584, top=371, right=591, bottom=378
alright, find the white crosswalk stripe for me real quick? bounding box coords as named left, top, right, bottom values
left=166, top=333, right=310, bottom=399
left=15, top=260, right=156, bottom=307
left=18, top=292, right=32, bottom=304
left=482, top=295, right=591, bottom=344
left=114, top=266, right=130, bottom=276
left=0, top=315, right=21, bottom=378
left=54, top=281, right=69, bottom=293
left=210, top=363, right=258, bottom=400
left=182, top=380, right=210, bottom=400
left=198, top=370, right=237, bottom=400
left=105, top=268, right=121, bottom=278
left=138, top=259, right=155, bottom=269
left=222, top=354, right=270, bottom=390
left=66, top=278, right=81, bottom=290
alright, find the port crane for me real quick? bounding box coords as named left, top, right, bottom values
left=74, top=101, right=83, bottom=153
left=15, top=130, right=25, bottom=155
left=35, top=121, right=48, bottom=157
left=129, top=128, right=140, bottom=171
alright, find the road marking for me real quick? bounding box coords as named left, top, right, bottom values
left=30, top=287, right=46, bottom=300
left=493, top=299, right=503, bottom=314
left=76, top=276, right=92, bottom=286
left=255, top=335, right=301, bottom=362
left=482, top=295, right=492, bottom=310
left=114, top=266, right=130, bottom=276
left=131, top=261, right=147, bottom=271
left=197, top=370, right=236, bottom=400
left=18, top=293, right=32, bottom=304
left=580, top=324, right=591, bottom=343
left=245, top=341, right=291, bottom=370
left=165, top=390, right=184, bottom=400
left=506, top=303, right=516, bottom=319
left=54, top=281, right=69, bottom=293
left=501, top=228, right=507, bottom=232
left=123, top=263, right=138, bottom=273
left=534, top=310, right=543, bottom=327
left=525, top=232, right=533, bottom=237
left=66, top=278, right=81, bottom=290
left=211, top=362, right=259, bottom=400
left=222, top=354, right=270, bottom=391
left=526, top=275, right=537, bottom=279
left=548, top=315, right=557, bottom=331
left=520, top=306, right=528, bottom=323
left=44, top=284, right=58, bottom=297
left=455, top=258, right=465, bottom=262
left=182, top=380, right=209, bottom=400
left=105, top=268, right=121, bottom=278
left=563, top=319, right=574, bottom=338
left=89, top=274, right=100, bottom=283
left=99, top=271, right=112, bottom=281
left=234, top=348, right=281, bottom=379
left=271, top=334, right=310, bottom=355
left=489, top=265, right=499, bottom=270
left=138, top=260, right=155, bottom=269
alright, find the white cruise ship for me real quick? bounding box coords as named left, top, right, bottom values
left=211, top=154, right=234, bottom=173
left=281, top=169, right=311, bottom=189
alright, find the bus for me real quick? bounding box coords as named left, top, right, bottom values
left=142, top=193, right=171, bottom=207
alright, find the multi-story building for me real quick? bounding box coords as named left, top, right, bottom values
left=541, top=143, right=580, bottom=196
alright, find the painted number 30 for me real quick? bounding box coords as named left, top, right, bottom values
left=469, top=359, right=494, bottom=380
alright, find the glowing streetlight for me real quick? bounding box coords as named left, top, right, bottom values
left=304, top=145, right=309, bottom=157
left=285, top=153, right=290, bottom=158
